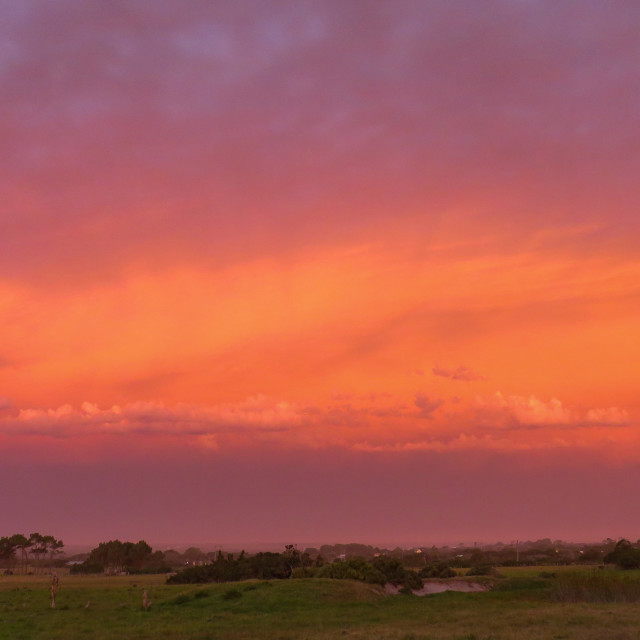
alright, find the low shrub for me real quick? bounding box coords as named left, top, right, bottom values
left=603, top=539, right=640, bottom=570
left=420, top=563, right=457, bottom=579
left=317, top=557, right=386, bottom=586
left=370, top=556, right=423, bottom=590
left=402, top=570, right=423, bottom=590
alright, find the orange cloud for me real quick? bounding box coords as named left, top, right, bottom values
left=473, top=393, right=630, bottom=430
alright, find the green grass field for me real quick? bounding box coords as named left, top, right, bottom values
left=2, top=572, right=640, bottom=640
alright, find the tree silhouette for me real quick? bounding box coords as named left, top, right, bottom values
left=29, top=533, right=47, bottom=572
left=9, top=534, right=30, bottom=575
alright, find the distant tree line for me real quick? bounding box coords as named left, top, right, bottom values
left=307, top=538, right=640, bottom=569
left=5, top=534, right=636, bottom=579
left=70, top=540, right=170, bottom=575
left=157, top=538, right=640, bottom=585
left=0, top=533, right=64, bottom=574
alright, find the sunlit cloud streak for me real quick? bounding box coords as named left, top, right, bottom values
left=472, top=393, right=629, bottom=430
left=1, top=393, right=633, bottom=460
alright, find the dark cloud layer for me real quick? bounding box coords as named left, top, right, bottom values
left=2, top=0, right=640, bottom=282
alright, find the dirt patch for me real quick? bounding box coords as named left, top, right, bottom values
left=413, top=580, right=489, bottom=595
left=385, top=580, right=490, bottom=596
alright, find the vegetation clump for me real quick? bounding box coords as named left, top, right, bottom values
left=70, top=540, right=170, bottom=575
left=0, top=533, right=64, bottom=573
left=168, top=549, right=424, bottom=590
left=316, top=557, right=387, bottom=585
left=603, top=539, right=640, bottom=570
left=371, top=556, right=423, bottom=590
left=419, top=563, right=457, bottom=579
left=167, top=548, right=312, bottom=584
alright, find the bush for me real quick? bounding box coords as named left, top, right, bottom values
left=402, top=570, right=424, bottom=590
left=71, top=539, right=162, bottom=574
left=317, top=557, right=387, bottom=586
left=420, top=563, right=456, bottom=579
left=603, top=540, right=640, bottom=570
left=167, top=550, right=297, bottom=585
left=167, top=565, right=218, bottom=584
left=371, top=557, right=406, bottom=584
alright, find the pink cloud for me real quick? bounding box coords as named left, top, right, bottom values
left=3, top=391, right=631, bottom=459
left=585, top=407, right=630, bottom=426
left=5, top=396, right=300, bottom=441
left=474, top=393, right=630, bottom=430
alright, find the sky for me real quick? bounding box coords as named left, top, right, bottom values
left=2, top=0, right=640, bottom=548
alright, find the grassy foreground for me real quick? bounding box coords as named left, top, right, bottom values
left=2, top=573, right=640, bottom=640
